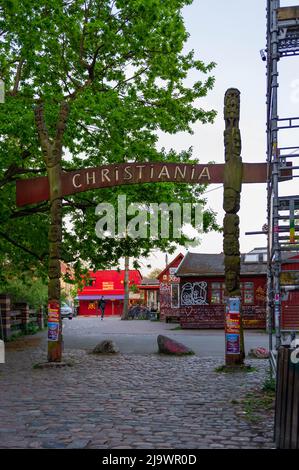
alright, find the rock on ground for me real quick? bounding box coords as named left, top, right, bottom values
left=157, top=334, right=194, bottom=355
left=92, top=340, right=119, bottom=354
left=248, top=347, right=269, bottom=359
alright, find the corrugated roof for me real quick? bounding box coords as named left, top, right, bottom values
left=140, top=278, right=160, bottom=286
left=176, top=252, right=267, bottom=277
left=176, top=251, right=299, bottom=277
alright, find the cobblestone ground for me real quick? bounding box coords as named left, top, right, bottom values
left=0, top=342, right=275, bottom=449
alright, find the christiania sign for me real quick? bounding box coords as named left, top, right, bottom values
left=15, top=161, right=269, bottom=207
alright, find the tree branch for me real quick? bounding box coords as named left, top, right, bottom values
left=34, top=104, right=52, bottom=164
left=0, top=165, right=45, bottom=188
left=11, top=58, right=25, bottom=96
left=10, top=203, right=49, bottom=219
left=0, top=230, right=46, bottom=262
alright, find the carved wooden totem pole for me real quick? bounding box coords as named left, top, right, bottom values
left=223, top=88, right=245, bottom=366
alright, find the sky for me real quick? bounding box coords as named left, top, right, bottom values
left=133, top=0, right=299, bottom=275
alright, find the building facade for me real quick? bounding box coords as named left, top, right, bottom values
left=138, top=278, right=160, bottom=311
left=77, top=270, right=142, bottom=316
left=176, top=252, right=267, bottom=329
left=157, top=253, right=184, bottom=322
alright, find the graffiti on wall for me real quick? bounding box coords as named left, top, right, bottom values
left=181, top=282, right=208, bottom=306
left=160, top=283, right=171, bottom=307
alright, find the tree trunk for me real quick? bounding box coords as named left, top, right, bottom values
left=35, top=102, right=69, bottom=363
left=223, top=88, right=245, bottom=366
left=122, top=256, right=130, bottom=320
left=47, top=163, right=63, bottom=362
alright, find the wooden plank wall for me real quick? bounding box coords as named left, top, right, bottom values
left=277, top=7, right=299, bottom=21
left=275, top=346, right=299, bottom=448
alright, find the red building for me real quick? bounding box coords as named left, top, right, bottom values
left=157, top=253, right=184, bottom=322
left=281, top=253, right=299, bottom=330
left=77, top=270, right=142, bottom=316
left=138, top=278, right=160, bottom=311
left=176, top=252, right=267, bottom=329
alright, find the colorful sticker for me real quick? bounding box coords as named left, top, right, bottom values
left=48, top=322, right=60, bottom=342
left=227, top=297, right=241, bottom=314
left=226, top=333, right=240, bottom=355
left=48, top=301, right=60, bottom=323
left=226, top=313, right=241, bottom=334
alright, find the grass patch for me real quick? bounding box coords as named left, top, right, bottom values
left=5, top=324, right=43, bottom=343
left=33, top=361, right=74, bottom=369
left=215, top=364, right=257, bottom=373
left=239, top=372, right=276, bottom=423
left=170, top=326, right=182, bottom=331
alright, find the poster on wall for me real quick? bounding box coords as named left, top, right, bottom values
left=48, top=301, right=60, bottom=323
left=225, top=297, right=241, bottom=355
left=48, top=322, right=60, bottom=342
left=48, top=301, right=60, bottom=341
left=226, top=333, right=240, bottom=354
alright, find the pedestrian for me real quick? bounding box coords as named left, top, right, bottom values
left=98, top=296, right=106, bottom=320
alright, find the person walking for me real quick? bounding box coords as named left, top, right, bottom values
left=98, top=296, right=106, bottom=320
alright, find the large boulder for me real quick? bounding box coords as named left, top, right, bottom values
left=248, top=347, right=269, bottom=359
left=157, top=335, right=194, bottom=356
left=92, top=340, right=119, bottom=354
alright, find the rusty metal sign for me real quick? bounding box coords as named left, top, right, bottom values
left=15, top=161, right=272, bottom=207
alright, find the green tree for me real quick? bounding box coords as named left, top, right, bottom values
left=0, top=0, right=218, bottom=360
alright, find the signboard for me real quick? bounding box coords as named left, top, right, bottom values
left=281, top=271, right=299, bottom=286
left=102, top=282, right=114, bottom=290
left=225, top=297, right=241, bottom=355
left=16, top=162, right=271, bottom=207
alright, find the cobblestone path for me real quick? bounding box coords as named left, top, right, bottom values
left=0, top=346, right=274, bottom=449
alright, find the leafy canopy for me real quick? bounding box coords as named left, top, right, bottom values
left=0, top=0, right=219, bottom=281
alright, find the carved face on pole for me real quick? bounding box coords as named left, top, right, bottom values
left=225, top=270, right=237, bottom=293
left=223, top=234, right=239, bottom=256
left=223, top=188, right=240, bottom=213
left=224, top=128, right=242, bottom=162
left=224, top=89, right=240, bottom=124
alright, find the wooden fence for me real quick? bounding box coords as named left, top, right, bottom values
left=275, top=346, right=299, bottom=449
left=0, top=294, right=45, bottom=340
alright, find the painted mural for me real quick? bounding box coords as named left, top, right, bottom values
left=180, top=282, right=208, bottom=306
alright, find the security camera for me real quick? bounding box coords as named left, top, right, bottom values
left=260, top=49, right=267, bottom=62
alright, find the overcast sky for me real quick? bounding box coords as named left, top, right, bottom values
left=129, top=0, right=299, bottom=274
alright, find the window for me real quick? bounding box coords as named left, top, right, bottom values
left=171, top=284, right=180, bottom=308
left=244, top=254, right=259, bottom=263
left=241, top=282, right=254, bottom=304
left=211, top=282, right=226, bottom=304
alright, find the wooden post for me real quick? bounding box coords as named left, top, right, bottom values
left=0, top=294, right=12, bottom=341
left=223, top=88, right=245, bottom=366
left=35, top=102, right=69, bottom=362
left=122, top=256, right=130, bottom=320
left=14, top=302, right=30, bottom=333
left=37, top=306, right=45, bottom=329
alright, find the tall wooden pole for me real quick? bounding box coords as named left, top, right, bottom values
left=122, top=256, right=130, bottom=320
left=223, top=88, right=245, bottom=366
left=35, top=102, right=69, bottom=362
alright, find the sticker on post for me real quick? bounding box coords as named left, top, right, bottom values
left=226, top=333, right=240, bottom=355
left=227, top=298, right=241, bottom=314
left=48, top=322, right=60, bottom=342
left=48, top=301, right=60, bottom=323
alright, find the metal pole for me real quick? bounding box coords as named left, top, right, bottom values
left=267, top=0, right=281, bottom=352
